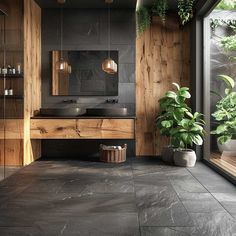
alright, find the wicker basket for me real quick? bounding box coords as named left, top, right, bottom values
left=100, top=144, right=127, bottom=163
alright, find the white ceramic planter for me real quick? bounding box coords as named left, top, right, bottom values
left=173, top=149, right=196, bottom=167
left=217, top=139, right=236, bottom=153
left=161, top=146, right=176, bottom=163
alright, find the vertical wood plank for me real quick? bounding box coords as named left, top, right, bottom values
left=136, top=16, right=191, bottom=156
left=24, top=0, right=41, bottom=165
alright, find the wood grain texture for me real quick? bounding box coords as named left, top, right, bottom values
left=0, top=119, right=23, bottom=139
left=24, top=0, right=41, bottom=165
left=52, top=51, right=70, bottom=95
left=136, top=15, right=190, bottom=156
left=0, top=140, right=23, bottom=166
left=30, top=119, right=135, bottom=139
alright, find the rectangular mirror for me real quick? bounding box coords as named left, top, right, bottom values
left=52, top=50, right=118, bottom=96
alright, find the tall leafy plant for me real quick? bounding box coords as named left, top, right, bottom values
left=178, top=0, right=195, bottom=25
left=156, top=83, right=192, bottom=145
left=171, top=112, right=205, bottom=149
left=211, top=75, right=236, bottom=144
left=152, top=0, right=168, bottom=24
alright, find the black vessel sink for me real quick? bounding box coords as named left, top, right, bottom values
left=40, top=108, right=85, bottom=117
left=86, top=108, right=128, bottom=117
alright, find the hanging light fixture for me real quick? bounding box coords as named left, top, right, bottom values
left=56, top=0, right=69, bottom=73
left=102, top=0, right=117, bottom=74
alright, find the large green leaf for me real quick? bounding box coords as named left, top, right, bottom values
left=166, top=91, right=177, bottom=99
left=179, top=90, right=191, bottom=98
left=192, top=134, right=203, bottom=146
left=161, top=120, right=173, bottom=128
left=218, top=135, right=232, bottom=145
left=217, top=75, right=235, bottom=90
left=172, top=82, right=180, bottom=90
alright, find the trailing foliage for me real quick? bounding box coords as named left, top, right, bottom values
left=211, top=75, right=236, bottom=144
left=136, top=6, right=151, bottom=35
left=220, top=35, right=236, bottom=51
left=156, top=83, right=205, bottom=149
left=152, top=0, right=168, bottom=24
left=177, top=0, right=195, bottom=25
left=210, top=19, right=236, bottom=32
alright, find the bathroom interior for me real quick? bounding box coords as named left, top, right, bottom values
left=0, top=0, right=235, bottom=234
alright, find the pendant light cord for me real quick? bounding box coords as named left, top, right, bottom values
left=108, top=2, right=110, bottom=59
left=60, top=5, right=63, bottom=59
left=2, top=15, right=6, bottom=178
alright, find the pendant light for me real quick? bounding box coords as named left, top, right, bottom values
left=102, top=0, right=117, bottom=74
left=56, top=0, right=68, bottom=73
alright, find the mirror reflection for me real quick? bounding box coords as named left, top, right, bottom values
left=52, top=50, right=118, bottom=96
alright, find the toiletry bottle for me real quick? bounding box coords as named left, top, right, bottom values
left=16, top=63, right=21, bottom=74
left=8, top=88, right=13, bottom=96
left=4, top=89, right=8, bottom=96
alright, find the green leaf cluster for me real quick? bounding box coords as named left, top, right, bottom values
left=177, top=0, right=195, bottom=25
left=216, top=0, right=236, bottom=10
left=136, top=6, right=151, bottom=35
left=211, top=75, right=236, bottom=144
left=220, top=35, right=236, bottom=51
left=156, top=83, right=205, bottom=149
left=152, top=0, right=168, bottom=24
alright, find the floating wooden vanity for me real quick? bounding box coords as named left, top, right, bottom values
left=30, top=117, right=135, bottom=139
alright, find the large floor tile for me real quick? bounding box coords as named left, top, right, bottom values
left=140, top=226, right=200, bottom=236
left=190, top=212, right=236, bottom=236
left=34, top=213, right=139, bottom=236
left=178, top=192, right=226, bottom=213
left=136, top=185, right=193, bottom=227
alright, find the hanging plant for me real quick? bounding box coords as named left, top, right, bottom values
left=152, top=0, right=168, bottom=24
left=177, top=0, right=195, bottom=25
left=136, top=6, right=151, bottom=35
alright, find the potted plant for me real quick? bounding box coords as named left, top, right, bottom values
left=156, top=83, right=191, bottom=163
left=211, top=75, right=236, bottom=153
left=171, top=111, right=205, bottom=167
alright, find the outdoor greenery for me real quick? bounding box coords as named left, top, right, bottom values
left=220, top=35, right=236, bottom=51
left=216, top=0, right=236, bottom=10
left=211, top=75, right=236, bottom=144
left=156, top=83, right=205, bottom=149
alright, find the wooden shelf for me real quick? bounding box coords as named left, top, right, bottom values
left=0, top=95, right=23, bottom=99
left=0, top=74, right=23, bottom=78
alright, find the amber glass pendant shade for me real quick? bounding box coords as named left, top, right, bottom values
left=56, top=58, right=68, bottom=73
left=102, top=58, right=117, bottom=74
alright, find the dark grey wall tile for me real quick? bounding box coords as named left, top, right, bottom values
left=41, top=8, right=135, bottom=157
left=119, top=64, right=135, bottom=83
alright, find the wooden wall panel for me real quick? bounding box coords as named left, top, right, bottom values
left=24, top=0, right=41, bottom=165
left=136, top=16, right=190, bottom=156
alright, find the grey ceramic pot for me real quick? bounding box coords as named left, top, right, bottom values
left=173, top=149, right=196, bottom=167
left=161, top=146, right=176, bottom=163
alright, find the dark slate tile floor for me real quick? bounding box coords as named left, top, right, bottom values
left=0, top=158, right=235, bottom=236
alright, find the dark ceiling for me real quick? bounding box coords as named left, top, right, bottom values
left=35, top=0, right=137, bottom=9
left=138, top=0, right=178, bottom=10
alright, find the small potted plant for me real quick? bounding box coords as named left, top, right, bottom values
left=156, top=83, right=191, bottom=163
left=171, top=111, right=205, bottom=167
left=211, top=75, right=236, bottom=153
